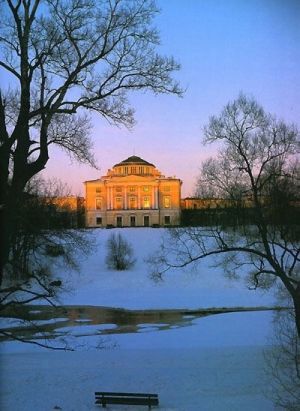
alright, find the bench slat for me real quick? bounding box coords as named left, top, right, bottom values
left=95, top=392, right=158, bottom=398
left=96, top=397, right=159, bottom=406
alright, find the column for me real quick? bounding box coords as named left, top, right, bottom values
left=155, top=187, right=158, bottom=209
left=151, top=186, right=155, bottom=209
left=106, top=186, right=110, bottom=210
left=124, top=186, right=127, bottom=210
left=110, top=186, right=113, bottom=210
left=138, top=186, right=141, bottom=209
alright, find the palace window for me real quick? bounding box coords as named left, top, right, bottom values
left=96, top=186, right=101, bottom=193
left=115, top=196, right=123, bottom=209
left=163, top=196, right=170, bottom=208
left=129, top=196, right=137, bottom=209
left=96, top=198, right=102, bottom=210
left=96, top=217, right=102, bottom=225
left=131, top=166, right=137, bottom=174
left=143, top=196, right=150, bottom=208
left=143, top=186, right=149, bottom=192
left=116, top=186, right=122, bottom=192
left=129, top=186, right=136, bottom=192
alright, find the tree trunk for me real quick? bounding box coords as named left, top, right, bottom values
left=0, top=141, right=11, bottom=285
left=0, top=211, right=10, bottom=285
left=293, top=286, right=300, bottom=339
left=0, top=199, right=17, bottom=285
left=0, top=177, right=27, bottom=286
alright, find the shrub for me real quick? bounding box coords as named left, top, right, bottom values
left=45, top=244, right=65, bottom=257
left=105, top=233, right=136, bottom=270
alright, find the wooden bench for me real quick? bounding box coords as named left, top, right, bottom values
left=95, top=392, right=159, bottom=409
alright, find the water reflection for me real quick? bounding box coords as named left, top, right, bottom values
left=0, top=305, right=277, bottom=343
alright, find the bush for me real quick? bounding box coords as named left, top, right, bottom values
left=105, top=233, right=136, bottom=270
left=45, top=244, right=65, bottom=257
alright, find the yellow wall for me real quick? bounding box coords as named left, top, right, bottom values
left=85, top=167, right=182, bottom=227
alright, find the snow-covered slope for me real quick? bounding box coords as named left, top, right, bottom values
left=0, top=228, right=278, bottom=410
left=57, top=228, right=276, bottom=309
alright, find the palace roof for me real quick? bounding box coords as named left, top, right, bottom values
left=113, top=155, right=155, bottom=168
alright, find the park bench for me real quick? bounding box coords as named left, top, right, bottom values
left=95, top=392, right=159, bottom=409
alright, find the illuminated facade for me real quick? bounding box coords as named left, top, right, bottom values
left=84, top=156, right=182, bottom=227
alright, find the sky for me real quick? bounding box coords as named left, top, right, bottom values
left=2, top=0, right=300, bottom=197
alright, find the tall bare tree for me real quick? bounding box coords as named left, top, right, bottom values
left=0, top=0, right=182, bottom=283
left=150, top=94, right=300, bottom=337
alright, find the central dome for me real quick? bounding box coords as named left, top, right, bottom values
left=113, top=155, right=155, bottom=168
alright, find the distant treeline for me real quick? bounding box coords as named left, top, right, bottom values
left=20, top=194, right=85, bottom=230
left=181, top=205, right=300, bottom=230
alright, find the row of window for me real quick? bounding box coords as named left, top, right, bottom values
left=95, top=185, right=171, bottom=193
left=95, top=215, right=171, bottom=227
left=114, top=166, right=152, bottom=175
left=95, top=196, right=171, bottom=210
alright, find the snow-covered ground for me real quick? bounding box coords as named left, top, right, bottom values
left=0, top=228, right=279, bottom=410
left=1, top=345, right=274, bottom=411
left=56, top=228, right=276, bottom=309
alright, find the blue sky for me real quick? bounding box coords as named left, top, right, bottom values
left=2, top=0, right=300, bottom=196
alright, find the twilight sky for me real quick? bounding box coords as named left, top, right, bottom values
left=3, top=0, right=300, bottom=197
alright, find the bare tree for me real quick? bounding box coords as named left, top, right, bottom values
left=0, top=0, right=182, bottom=283
left=0, top=176, right=92, bottom=293
left=149, top=94, right=300, bottom=337
left=0, top=177, right=92, bottom=349
left=265, top=290, right=300, bottom=410
left=106, top=232, right=135, bottom=270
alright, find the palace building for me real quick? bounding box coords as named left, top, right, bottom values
left=84, top=156, right=182, bottom=227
